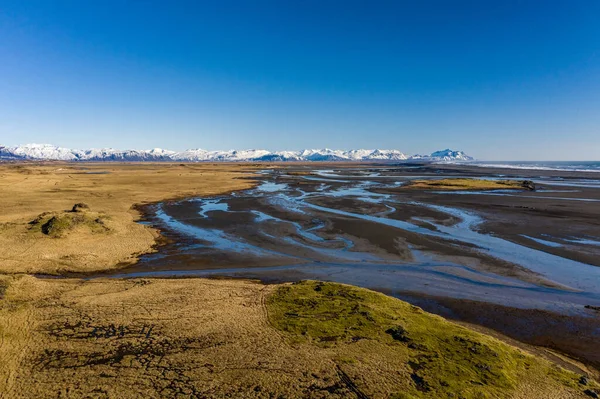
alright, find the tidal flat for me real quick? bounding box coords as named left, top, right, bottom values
left=112, top=163, right=600, bottom=370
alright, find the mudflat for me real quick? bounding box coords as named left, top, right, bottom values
left=107, top=163, right=600, bottom=374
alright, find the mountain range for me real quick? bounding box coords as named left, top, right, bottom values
left=0, top=144, right=474, bottom=162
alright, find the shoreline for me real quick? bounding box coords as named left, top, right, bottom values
left=446, top=161, right=600, bottom=173
left=0, top=162, right=261, bottom=275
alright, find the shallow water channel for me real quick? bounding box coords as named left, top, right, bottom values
left=116, top=168, right=600, bottom=316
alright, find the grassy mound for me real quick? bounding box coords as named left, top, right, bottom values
left=28, top=204, right=110, bottom=238
left=268, top=281, right=594, bottom=398
left=405, top=178, right=535, bottom=191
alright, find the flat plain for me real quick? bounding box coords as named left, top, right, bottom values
left=0, top=162, right=257, bottom=274
left=0, top=162, right=598, bottom=399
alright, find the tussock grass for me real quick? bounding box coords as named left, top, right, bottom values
left=27, top=207, right=110, bottom=238
left=405, top=178, right=534, bottom=191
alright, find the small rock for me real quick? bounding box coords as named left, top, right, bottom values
left=521, top=180, right=536, bottom=191
left=71, top=203, right=90, bottom=212
left=580, top=376, right=589, bottom=385
left=386, top=326, right=410, bottom=343
left=584, top=389, right=599, bottom=398
left=41, top=216, right=60, bottom=235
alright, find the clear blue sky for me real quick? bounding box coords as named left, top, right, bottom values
left=1, top=1, right=598, bottom=160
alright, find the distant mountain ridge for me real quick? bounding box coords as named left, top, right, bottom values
left=0, top=143, right=474, bottom=162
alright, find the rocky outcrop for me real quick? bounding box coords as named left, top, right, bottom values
left=521, top=180, right=536, bottom=191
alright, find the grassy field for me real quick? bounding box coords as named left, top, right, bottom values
left=405, top=178, right=534, bottom=191
left=0, top=276, right=595, bottom=399
left=0, top=162, right=257, bottom=274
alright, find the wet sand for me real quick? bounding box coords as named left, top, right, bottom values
left=399, top=291, right=600, bottom=369
left=90, top=162, right=600, bottom=370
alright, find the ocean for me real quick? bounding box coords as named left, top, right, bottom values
left=467, top=161, right=600, bottom=173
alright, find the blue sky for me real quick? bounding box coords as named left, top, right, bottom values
left=0, top=1, right=598, bottom=160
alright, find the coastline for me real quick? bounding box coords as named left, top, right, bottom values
left=447, top=161, right=600, bottom=174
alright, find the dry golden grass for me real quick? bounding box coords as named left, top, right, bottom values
left=405, top=178, right=531, bottom=191
left=0, top=163, right=258, bottom=274
left=0, top=276, right=594, bottom=399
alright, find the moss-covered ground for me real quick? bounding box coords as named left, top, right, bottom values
left=268, top=280, right=596, bottom=398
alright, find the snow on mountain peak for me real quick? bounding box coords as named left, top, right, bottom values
left=0, top=144, right=473, bottom=162
left=428, top=149, right=473, bottom=161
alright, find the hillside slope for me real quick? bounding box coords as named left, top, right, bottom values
left=0, top=277, right=594, bottom=398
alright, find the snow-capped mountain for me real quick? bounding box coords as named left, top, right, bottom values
left=8, top=143, right=79, bottom=160
left=0, top=143, right=473, bottom=162
left=0, top=146, right=25, bottom=160
left=427, top=149, right=473, bottom=161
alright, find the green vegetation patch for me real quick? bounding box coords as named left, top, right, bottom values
left=28, top=204, right=110, bottom=238
left=267, top=281, right=586, bottom=398
left=405, top=178, right=535, bottom=191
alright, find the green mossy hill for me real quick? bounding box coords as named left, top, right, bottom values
left=267, top=281, right=595, bottom=398
left=406, top=178, right=535, bottom=191
left=28, top=204, right=110, bottom=238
